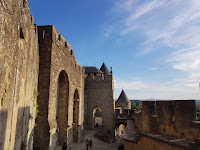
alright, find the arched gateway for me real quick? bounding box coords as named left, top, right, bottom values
left=57, top=70, right=69, bottom=145
left=93, top=107, right=103, bottom=128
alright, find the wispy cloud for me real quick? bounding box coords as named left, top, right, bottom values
left=125, top=0, right=166, bottom=25
left=168, top=46, right=200, bottom=72
left=106, top=0, right=200, bottom=99
left=114, top=80, right=149, bottom=90
left=149, top=67, right=158, bottom=71
left=107, top=0, right=200, bottom=53
left=114, top=76, right=200, bottom=99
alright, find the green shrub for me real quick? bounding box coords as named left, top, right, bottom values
left=197, top=112, right=200, bottom=121
left=33, top=88, right=39, bottom=99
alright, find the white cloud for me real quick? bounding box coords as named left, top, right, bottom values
left=114, top=76, right=149, bottom=90
left=108, top=0, right=200, bottom=54
left=168, top=46, right=200, bottom=72
left=125, top=0, right=166, bottom=25
left=149, top=67, right=158, bottom=71
left=114, top=76, right=200, bottom=99
left=114, top=80, right=149, bottom=90
left=111, top=0, right=200, bottom=72
left=107, top=0, right=200, bottom=99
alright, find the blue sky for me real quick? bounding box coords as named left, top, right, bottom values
left=28, top=0, right=200, bottom=100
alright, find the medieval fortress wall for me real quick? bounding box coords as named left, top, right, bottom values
left=0, top=0, right=39, bottom=149
left=34, top=25, right=85, bottom=150
left=1, top=0, right=200, bottom=150
left=0, top=0, right=85, bottom=149
left=125, top=100, right=200, bottom=150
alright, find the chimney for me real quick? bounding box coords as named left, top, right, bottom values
left=110, top=67, right=112, bottom=75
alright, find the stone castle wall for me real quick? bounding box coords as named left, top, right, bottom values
left=34, top=25, right=85, bottom=150
left=0, top=0, right=39, bottom=149
left=124, top=135, right=185, bottom=150
left=124, top=100, right=200, bottom=150
left=134, top=100, right=200, bottom=140
left=84, top=74, right=115, bottom=138
left=0, top=0, right=115, bottom=149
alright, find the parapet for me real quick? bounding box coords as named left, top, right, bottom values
left=115, top=109, right=134, bottom=119
left=37, top=25, right=84, bottom=73
left=38, top=25, right=72, bottom=53
left=86, top=74, right=112, bottom=82
left=142, top=101, right=156, bottom=115
left=135, top=100, right=199, bottom=140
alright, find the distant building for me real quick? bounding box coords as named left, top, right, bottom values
left=84, top=63, right=115, bottom=138
left=116, top=90, right=131, bottom=109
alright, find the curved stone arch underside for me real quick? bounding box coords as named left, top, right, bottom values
left=115, top=121, right=127, bottom=137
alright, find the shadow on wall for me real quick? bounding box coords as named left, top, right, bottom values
left=0, top=107, right=33, bottom=150
left=15, top=107, right=30, bottom=150
left=0, top=109, right=7, bottom=150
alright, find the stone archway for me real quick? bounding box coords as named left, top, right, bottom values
left=73, top=89, right=79, bottom=143
left=115, top=121, right=127, bottom=137
left=93, top=107, right=102, bottom=128
left=57, top=70, right=69, bottom=145
left=115, top=124, right=126, bottom=137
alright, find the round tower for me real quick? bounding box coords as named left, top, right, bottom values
left=116, top=90, right=131, bottom=109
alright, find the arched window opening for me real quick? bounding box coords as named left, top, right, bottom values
left=20, top=27, right=24, bottom=39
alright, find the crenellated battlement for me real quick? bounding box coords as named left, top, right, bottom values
left=37, top=25, right=84, bottom=73
left=73, top=61, right=85, bottom=73
left=115, top=108, right=134, bottom=119
left=86, top=74, right=112, bottom=82
left=134, top=100, right=200, bottom=141
left=38, top=25, right=73, bottom=55
left=85, top=75, right=113, bottom=89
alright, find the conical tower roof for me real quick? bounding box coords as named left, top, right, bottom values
left=100, top=63, right=111, bottom=75
left=117, top=90, right=130, bottom=103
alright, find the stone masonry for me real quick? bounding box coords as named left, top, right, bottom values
left=1, top=1, right=200, bottom=150
left=124, top=100, right=200, bottom=150
left=34, top=25, right=85, bottom=150
left=84, top=65, right=115, bottom=138
left=0, top=0, right=39, bottom=149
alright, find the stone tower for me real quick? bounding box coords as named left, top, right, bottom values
left=84, top=63, right=115, bottom=138
left=116, top=90, right=131, bottom=109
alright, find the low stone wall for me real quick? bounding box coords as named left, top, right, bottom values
left=124, top=132, right=196, bottom=150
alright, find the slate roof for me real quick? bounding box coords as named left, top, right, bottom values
left=117, top=90, right=130, bottom=103
left=100, top=63, right=111, bottom=75
left=85, top=66, right=103, bottom=74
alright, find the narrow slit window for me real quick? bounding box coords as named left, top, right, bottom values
left=23, top=0, right=26, bottom=7
left=43, top=30, right=45, bottom=39
left=20, top=27, right=24, bottom=39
